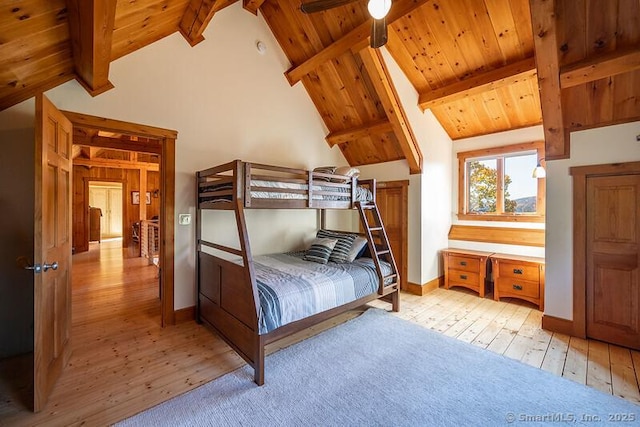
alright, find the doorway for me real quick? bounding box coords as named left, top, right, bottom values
left=63, top=110, right=177, bottom=327
left=571, top=161, right=640, bottom=350
left=89, top=181, right=123, bottom=241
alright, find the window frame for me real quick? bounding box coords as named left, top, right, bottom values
left=457, top=141, right=545, bottom=223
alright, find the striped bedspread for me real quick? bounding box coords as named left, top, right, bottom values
left=253, top=252, right=391, bottom=335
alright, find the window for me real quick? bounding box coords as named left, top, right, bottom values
left=457, top=141, right=545, bottom=222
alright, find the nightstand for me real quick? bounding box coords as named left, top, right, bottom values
left=490, top=254, right=545, bottom=310
left=442, top=249, right=493, bottom=298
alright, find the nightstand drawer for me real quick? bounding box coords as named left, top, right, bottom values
left=448, top=256, right=480, bottom=273
left=498, top=262, right=540, bottom=282
left=449, top=269, right=479, bottom=287
left=496, top=278, right=539, bottom=299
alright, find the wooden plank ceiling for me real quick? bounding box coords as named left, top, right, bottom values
left=1, top=0, right=638, bottom=168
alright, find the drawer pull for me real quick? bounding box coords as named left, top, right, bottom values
left=513, top=284, right=523, bottom=291
left=460, top=274, right=468, bottom=280
left=460, top=261, right=467, bottom=266
left=513, top=269, right=523, bottom=275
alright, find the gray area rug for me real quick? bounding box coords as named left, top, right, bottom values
left=118, top=309, right=639, bottom=426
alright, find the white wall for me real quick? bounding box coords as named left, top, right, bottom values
left=358, top=48, right=453, bottom=286
left=5, top=4, right=351, bottom=310
left=545, top=120, right=640, bottom=320
left=449, top=126, right=546, bottom=258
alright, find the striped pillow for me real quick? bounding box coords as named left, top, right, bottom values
left=313, top=166, right=337, bottom=182
left=304, top=238, right=338, bottom=264
left=317, top=229, right=357, bottom=263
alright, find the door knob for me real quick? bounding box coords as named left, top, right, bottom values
left=24, top=264, right=43, bottom=273
left=43, top=262, right=58, bottom=272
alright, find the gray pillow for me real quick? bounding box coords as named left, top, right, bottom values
left=346, top=236, right=368, bottom=262
left=317, top=229, right=357, bottom=263
left=304, top=237, right=338, bottom=264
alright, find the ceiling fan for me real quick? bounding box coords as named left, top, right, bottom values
left=300, top=0, right=392, bottom=48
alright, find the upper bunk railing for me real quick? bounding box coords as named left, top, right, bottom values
left=197, top=160, right=376, bottom=210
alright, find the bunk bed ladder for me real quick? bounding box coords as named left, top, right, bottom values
left=355, top=201, right=399, bottom=294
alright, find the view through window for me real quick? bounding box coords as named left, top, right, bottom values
left=458, top=142, right=545, bottom=221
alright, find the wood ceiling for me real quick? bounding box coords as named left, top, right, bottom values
left=1, top=0, right=639, bottom=170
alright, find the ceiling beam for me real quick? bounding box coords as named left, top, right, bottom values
left=418, top=57, right=537, bottom=110
left=326, top=120, right=394, bottom=146
left=560, top=47, right=640, bottom=89
left=62, top=110, right=178, bottom=140
left=65, top=0, right=117, bottom=96
left=529, top=0, right=567, bottom=160
left=73, top=157, right=159, bottom=171
left=285, top=0, right=430, bottom=86
left=243, top=0, right=267, bottom=15
left=73, top=134, right=163, bottom=155
left=358, top=47, right=422, bottom=174
left=179, top=0, right=238, bottom=46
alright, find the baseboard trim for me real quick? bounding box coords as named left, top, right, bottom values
left=405, top=276, right=443, bottom=296
left=542, top=314, right=579, bottom=336
left=174, top=306, right=196, bottom=323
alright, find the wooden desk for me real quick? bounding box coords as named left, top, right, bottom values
left=442, top=249, right=493, bottom=297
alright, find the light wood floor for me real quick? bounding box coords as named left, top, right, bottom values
left=1, top=241, right=639, bottom=425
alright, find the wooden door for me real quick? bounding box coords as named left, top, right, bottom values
left=376, top=181, right=408, bottom=290
left=34, top=94, right=73, bottom=411
left=586, top=174, right=640, bottom=349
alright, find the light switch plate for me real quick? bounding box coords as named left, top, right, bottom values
left=178, top=214, right=191, bottom=225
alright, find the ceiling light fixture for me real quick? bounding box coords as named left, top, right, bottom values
left=367, top=0, right=391, bottom=19
left=532, top=158, right=546, bottom=179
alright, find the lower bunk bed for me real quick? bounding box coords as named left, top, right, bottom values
left=197, top=247, right=399, bottom=385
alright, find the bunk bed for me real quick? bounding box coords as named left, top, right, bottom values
left=196, top=160, right=400, bottom=385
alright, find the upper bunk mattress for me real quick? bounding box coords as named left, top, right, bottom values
left=251, top=252, right=392, bottom=335
left=200, top=179, right=373, bottom=204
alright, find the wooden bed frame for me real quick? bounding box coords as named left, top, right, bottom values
left=196, top=160, right=400, bottom=385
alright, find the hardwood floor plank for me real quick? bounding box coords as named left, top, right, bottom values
left=540, top=333, right=570, bottom=376
left=563, top=337, right=589, bottom=385
left=609, top=345, right=640, bottom=403
left=587, top=340, right=613, bottom=395
left=471, top=302, right=519, bottom=348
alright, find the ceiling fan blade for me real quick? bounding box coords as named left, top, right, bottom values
left=300, top=0, right=360, bottom=14
left=370, top=17, right=388, bottom=48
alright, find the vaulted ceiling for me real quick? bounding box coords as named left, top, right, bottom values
left=1, top=0, right=639, bottom=171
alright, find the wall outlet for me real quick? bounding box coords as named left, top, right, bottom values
left=178, top=214, right=191, bottom=225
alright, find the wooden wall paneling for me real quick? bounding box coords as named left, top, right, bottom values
left=0, top=54, right=74, bottom=112
left=147, top=171, right=161, bottom=219
left=384, top=28, right=430, bottom=93
left=484, top=0, right=530, bottom=63
left=555, top=0, right=586, bottom=67
left=613, top=71, right=640, bottom=120
left=111, top=4, right=186, bottom=60
left=259, top=0, right=326, bottom=65
left=448, top=224, right=545, bottom=247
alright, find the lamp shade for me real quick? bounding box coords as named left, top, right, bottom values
left=367, top=0, right=392, bottom=19
left=532, top=164, right=546, bottom=178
